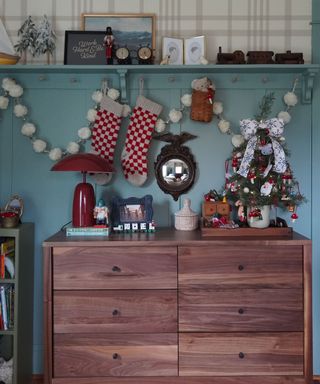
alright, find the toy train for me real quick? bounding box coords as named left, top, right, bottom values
left=217, top=47, right=304, bottom=65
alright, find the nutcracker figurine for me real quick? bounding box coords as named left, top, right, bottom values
left=104, top=26, right=114, bottom=64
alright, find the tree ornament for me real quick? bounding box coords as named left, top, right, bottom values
left=291, top=212, right=298, bottom=222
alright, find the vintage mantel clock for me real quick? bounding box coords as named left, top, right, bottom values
left=137, top=45, right=154, bottom=64
left=115, top=46, right=132, bottom=65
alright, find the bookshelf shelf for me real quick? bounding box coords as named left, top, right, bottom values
left=0, top=223, right=34, bottom=384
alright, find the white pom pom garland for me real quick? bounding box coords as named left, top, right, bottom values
left=122, top=104, right=131, bottom=117
left=218, top=119, right=230, bottom=134
left=78, top=127, right=91, bottom=140
left=169, top=109, right=183, bottom=123
left=107, top=88, right=120, bottom=101
left=33, top=139, right=47, bottom=153
left=92, top=90, right=103, bottom=103
left=21, top=123, right=36, bottom=137
left=284, top=91, right=298, bottom=107
left=213, top=101, right=223, bottom=115
left=181, top=94, right=192, bottom=107
left=278, top=111, right=291, bottom=124
left=155, top=118, right=166, bottom=133
left=67, top=141, right=80, bottom=154
left=0, top=96, right=9, bottom=109
left=14, top=104, right=28, bottom=117
left=49, top=148, right=63, bottom=161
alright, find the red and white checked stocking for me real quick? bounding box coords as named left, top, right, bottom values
left=91, top=95, right=123, bottom=172
left=121, top=95, right=162, bottom=186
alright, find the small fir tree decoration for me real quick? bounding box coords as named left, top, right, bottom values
left=14, top=16, right=37, bottom=63
left=224, top=93, right=305, bottom=224
left=34, top=15, right=56, bottom=64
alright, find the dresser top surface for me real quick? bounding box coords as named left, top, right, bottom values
left=43, top=228, right=310, bottom=247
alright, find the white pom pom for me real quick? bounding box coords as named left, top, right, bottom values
left=155, top=118, right=166, bottom=133
left=181, top=94, right=192, bottom=107
left=243, top=187, right=250, bottom=193
left=67, top=141, right=80, bottom=154
left=218, top=119, right=230, bottom=134
left=33, top=139, right=47, bottom=153
left=0, top=96, right=9, bottom=109
left=92, top=90, right=103, bottom=104
left=87, top=108, right=97, bottom=122
left=13, top=104, right=28, bottom=117
left=277, top=111, right=291, bottom=124
left=78, top=127, right=91, bottom=140
left=231, top=134, right=245, bottom=147
left=122, top=104, right=131, bottom=117
left=21, top=122, right=36, bottom=137
left=107, top=88, right=120, bottom=101
left=9, top=84, right=23, bottom=98
left=169, top=109, right=183, bottom=123
left=284, top=92, right=298, bottom=107
left=200, top=55, right=209, bottom=65
left=49, top=148, right=63, bottom=161
left=213, top=101, right=223, bottom=115
left=2, top=78, right=16, bottom=92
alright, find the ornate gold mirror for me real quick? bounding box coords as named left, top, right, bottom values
left=154, top=132, right=197, bottom=201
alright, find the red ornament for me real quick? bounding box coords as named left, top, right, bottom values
left=260, top=139, right=266, bottom=146
left=291, top=213, right=298, bottom=222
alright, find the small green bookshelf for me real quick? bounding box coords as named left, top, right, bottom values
left=0, top=223, right=34, bottom=384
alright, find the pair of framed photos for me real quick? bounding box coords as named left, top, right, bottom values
left=162, top=36, right=205, bottom=65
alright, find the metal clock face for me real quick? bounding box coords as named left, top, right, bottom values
left=116, top=47, right=130, bottom=60
left=138, top=46, right=152, bottom=60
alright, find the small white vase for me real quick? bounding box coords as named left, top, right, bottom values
left=247, top=205, right=270, bottom=228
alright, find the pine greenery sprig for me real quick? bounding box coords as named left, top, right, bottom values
left=254, top=92, right=275, bottom=121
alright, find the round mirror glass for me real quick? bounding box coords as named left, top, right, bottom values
left=161, top=159, right=190, bottom=187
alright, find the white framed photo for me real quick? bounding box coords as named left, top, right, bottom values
left=184, top=36, right=205, bottom=65
left=162, top=37, right=183, bottom=65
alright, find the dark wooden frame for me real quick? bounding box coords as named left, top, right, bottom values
left=154, top=133, right=197, bottom=201
left=63, top=30, right=106, bottom=65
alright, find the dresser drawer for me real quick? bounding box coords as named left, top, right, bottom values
left=179, top=333, right=304, bottom=376
left=179, top=246, right=302, bottom=288
left=53, top=246, right=177, bottom=290
left=54, top=290, right=177, bottom=333
left=54, top=333, right=178, bottom=377
left=179, top=288, right=303, bottom=332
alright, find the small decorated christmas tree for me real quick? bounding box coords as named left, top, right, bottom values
left=34, top=15, right=56, bottom=64
left=224, top=92, right=304, bottom=226
left=14, top=16, right=37, bottom=62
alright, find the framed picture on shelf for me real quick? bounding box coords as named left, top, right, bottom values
left=111, top=195, right=154, bottom=232
left=184, top=35, right=205, bottom=65
left=81, top=13, right=155, bottom=63
left=64, top=30, right=106, bottom=64
left=162, top=37, right=183, bottom=65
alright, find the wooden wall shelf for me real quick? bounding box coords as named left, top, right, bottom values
left=0, top=64, right=318, bottom=103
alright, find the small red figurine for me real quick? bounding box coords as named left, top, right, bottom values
left=104, top=26, right=114, bottom=64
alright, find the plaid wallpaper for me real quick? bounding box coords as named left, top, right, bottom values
left=0, top=0, right=312, bottom=64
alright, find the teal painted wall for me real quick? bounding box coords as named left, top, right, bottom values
left=0, top=66, right=315, bottom=373
left=312, top=0, right=320, bottom=376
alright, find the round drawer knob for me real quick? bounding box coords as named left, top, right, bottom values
left=239, top=352, right=245, bottom=359
left=113, top=353, right=119, bottom=359
left=238, top=265, right=244, bottom=271
left=238, top=308, right=244, bottom=314
left=112, top=266, right=121, bottom=272
left=112, top=309, right=119, bottom=316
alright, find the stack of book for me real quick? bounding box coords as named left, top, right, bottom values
left=0, top=285, right=14, bottom=330
left=0, top=239, right=15, bottom=279
left=66, top=226, right=109, bottom=237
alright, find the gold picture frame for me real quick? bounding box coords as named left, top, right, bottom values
left=81, top=13, right=156, bottom=57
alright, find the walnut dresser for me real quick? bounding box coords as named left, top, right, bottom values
left=43, top=229, right=313, bottom=384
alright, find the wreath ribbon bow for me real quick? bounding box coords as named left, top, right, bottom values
left=237, top=118, right=287, bottom=177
